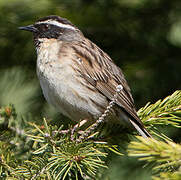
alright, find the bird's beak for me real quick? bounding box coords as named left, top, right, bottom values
left=18, top=25, right=38, bottom=33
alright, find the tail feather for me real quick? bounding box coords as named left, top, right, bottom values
left=129, top=119, right=152, bottom=138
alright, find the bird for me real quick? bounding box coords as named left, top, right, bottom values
left=19, top=15, right=151, bottom=138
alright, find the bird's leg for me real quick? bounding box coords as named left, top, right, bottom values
left=76, top=85, right=123, bottom=142
left=54, top=120, right=88, bottom=140
left=71, top=119, right=88, bottom=141
left=58, top=129, right=70, bottom=134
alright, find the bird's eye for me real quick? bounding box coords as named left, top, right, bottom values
left=44, top=24, right=49, bottom=30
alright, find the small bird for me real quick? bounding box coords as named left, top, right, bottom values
left=19, top=15, right=151, bottom=138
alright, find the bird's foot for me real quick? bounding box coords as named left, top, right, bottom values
left=71, top=119, right=88, bottom=141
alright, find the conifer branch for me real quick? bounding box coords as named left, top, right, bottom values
left=128, top=136, right=181, bottom=179
left=138, top=90, right=181, bottom=128
left=1, top=91, right=181, bottom=179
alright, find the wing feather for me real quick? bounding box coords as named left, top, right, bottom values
left=64, top=39, right=151, bottom=137
left=71, top=39, right=137, bottom=117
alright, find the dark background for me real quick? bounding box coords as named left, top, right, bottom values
left=1, top=0, right=181, bottom=179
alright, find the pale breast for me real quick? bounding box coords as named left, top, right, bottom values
left=36, top=40, right=108, bottom=121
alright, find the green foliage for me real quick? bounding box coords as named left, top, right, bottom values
left=0, top=113, right=116, bottom=179
left=19, top=119, right=109, bottom=179
left=0, top=91, right=181, bottom=179
left=0, top=68, right=39, bottom=115
left=138, top=90, right=181, bottom=127
left=129, top=137, right=181, bottom=170
left=128, top=137, right=181, bottom=180
left=153, top=172, right=181, bottom=180
left=127, top=91, right=181, bottom=179
left=137, top=90, right=181, bottom=140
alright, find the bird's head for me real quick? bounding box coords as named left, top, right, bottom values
left=19, top=15, right=83, bottom=47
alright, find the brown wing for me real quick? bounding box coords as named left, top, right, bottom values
left=65, top=38, right=151, bottom=138
left=70, top=39, right=139, bottom=119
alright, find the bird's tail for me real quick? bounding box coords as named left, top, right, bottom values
left=129, top=119, right=152, bottom=138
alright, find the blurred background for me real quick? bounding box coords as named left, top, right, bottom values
left=0, top=0, right=181, bottom=179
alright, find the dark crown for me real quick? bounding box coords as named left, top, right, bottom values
left=37, top=15, right=77, bottom=29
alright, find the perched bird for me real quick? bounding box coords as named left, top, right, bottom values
left=19, top=15, right=151, bottom=138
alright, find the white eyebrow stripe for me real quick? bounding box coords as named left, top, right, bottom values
left=36, top=20, right=76, bottom=30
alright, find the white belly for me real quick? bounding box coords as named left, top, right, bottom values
left=36, top=41, right=107, bottom=121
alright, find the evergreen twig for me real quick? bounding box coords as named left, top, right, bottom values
left=1, top=91, right=181, bottom=179
left=138, top=90, right=181, bottom=128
